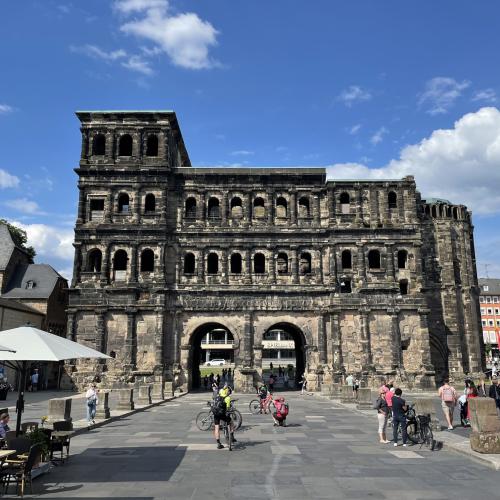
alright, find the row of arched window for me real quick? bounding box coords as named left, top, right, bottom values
left=184, top=191, right=400, bottom=220
left=339, top=249, right=409, bottom=270
left=111, top=193, right=156, bottom=214
left=422, top=204, right=464, bottom=220
left=90, top=133, right=159, bottom=157
left=86, top=248, right=155, bottom=274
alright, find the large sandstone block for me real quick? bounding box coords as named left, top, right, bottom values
left=341, top=385, right=354, bottom=403
left=137, top=385, right=152, bottom=405
left=95, top=391, right=110, bottom=419
left=356, top=388, right=373, bottom=409
left=116, top=388, right=134, bottom=411
left=469, top=398, right=500, bottom=454
left=330, top=383, right=340, bottom=399
left=164, top=382, right=174, bottom=398
left=152, top=382, right=164, bottom=401
left=48, top=398, right=72, bottom=422
left=414, top=398, right=441, bottom=432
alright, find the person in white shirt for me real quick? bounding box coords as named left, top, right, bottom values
left=85, top=384, right=98, bottom=425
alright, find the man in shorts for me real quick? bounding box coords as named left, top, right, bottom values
left=438, top=378, right=457, bottom=430
left=212, top=394, right=236, bottom=449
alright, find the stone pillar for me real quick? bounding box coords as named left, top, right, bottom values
left=104, top=192, right=113, bottom=223
left=313, top=191, right=321, bottom=226
left=132, top=189, right=141, bottom=223
left=199, top=192, right=206, bottom=225
left=290, top=191, right=297, bottom=225
left=160, top=187, right=167, bottom=223
left=129, top=245, right=137, bottom=283
left=100, top=244, right=110, bottom=284
left=198, top=249, right=205, bottom=283
left=356, top=388, right=373, bottom=410
left=267, top=191, right=274, bottom=226
left=71, top=243, right=82, bottom=287
left=221, top=191, right=228, bottom=227
left=116, top=388, right=134, bottom=411
left=356, top=243, right=366, bottom=286
left=390, top=310, right=402, bottom=369
left=154, top=308, right=164, bottom=375
left=96, top=311, right=105, bottom=353
left=415, top=308, right=436, bottom=389
left=318, top=315, right=327, bottom=364
left=66, top=311, right=76, bottom=341
left=469, top=398, right=500, bottom=453
left=341, top=385, right=354, bottom=403
left=125, top=309, right=137, bottom=370
left=386, top=244, right=395, bottom=281
left=80, top=129, right=89, bottom=159
left=221, top=248, right=229, bottom=284
left=331, top=312, right=343, bottom=373
left=360, top=309, right=373, bottom=371
left=76, top=186, right=85, bottom=224
left=105, top=131, right=114, bottom=159
left=330, top=246, right=338, bottom=286
left=152, top=382, right=164, bottom=400
left=164, top=381, right=174, bottom=397
left=245, top=249, right=252, bottom=284
left=95, top=391, right=111, bottom=419
left=291, top=248, right=299, bottom=284
left=137, top=385, right=152, bottom=405
left=242, top=313, right=254, bottom=368
left=48, top=398, right=72, bottom=423
left=269, top=249, right=276, bottom=284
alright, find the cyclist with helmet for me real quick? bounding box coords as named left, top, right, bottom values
left=212, top=385, right=237, bottom=449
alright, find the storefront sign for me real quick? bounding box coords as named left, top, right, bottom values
left=262, top=340, right=295, bottom=349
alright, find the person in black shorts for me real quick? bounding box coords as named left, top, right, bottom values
left=391, top=388, right=408, bottom=447
left=212, top=395, right=236, bottom=449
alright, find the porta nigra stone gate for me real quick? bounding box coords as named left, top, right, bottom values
left=66, top=111, right=485, bottom=393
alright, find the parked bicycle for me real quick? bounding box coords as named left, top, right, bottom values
left=398, top=403, right=435, bottom=449
left=196, top=399, right=242, bottom=431
left=249, top=392, right=275, bottom=414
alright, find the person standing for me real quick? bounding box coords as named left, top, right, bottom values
left=391, top=388, right=408, bottom=447
left=345, top=373, right=354, bottom=396
left=374, top=388, right=390, bottom=444
left=270, top=362, right=274, bottom=372
left=283, top=371, right=289, bottom=389
left=30, top=369, right=39, bottom=392
left=353, top=376, right=360, bottom=399
left=465, top=382, right=478, bottom=423
left=438, top=378, right=457, bottom=430
left=86, top=383, right=98, bottom=426
left=488, top=377, right=500, bottom=416
left=203, top=375, right=209, bottom=390
left=300, top=374, right=307, bottom=395
left=478, top=377, right=487, bottom=397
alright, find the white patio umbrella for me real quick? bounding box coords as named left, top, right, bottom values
left=0, top=325, right=110, bottom=435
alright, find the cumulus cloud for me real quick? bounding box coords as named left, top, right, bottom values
left=116, top=0, right=219, bottom=69
left=0, top=169, right=19, bottom=188
left=370, top=126, right=388, bottom=145
left=472, top=88, right=497, bottom=103
left=326, top=107, right=500, bottom=215
left=337, top=85, right=371, bottom=107
left=3, top=198, right=43, bottom=215
left=12, top=221, right=74, bottom=261
left=121, top=55, right=153, bottom=75
left=70, top=44, right=127, bottom=61
left=418, top=77, right=470, bottom=115
left=0, top=104, right=14, bottom=114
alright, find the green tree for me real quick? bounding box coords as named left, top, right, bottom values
left=0, top=219, right=36, bottom=263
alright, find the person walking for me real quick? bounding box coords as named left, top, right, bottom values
left=86, top=383, right=98, bottom=426
left=465, top=382, right=478, bottom=423
left=203, top=375, right=209, bottom=390
left=30, top=369, right=39, bottom=392
left=375, top=387, right=390, bottom=444
left=391, top=388, right=408, bottom=447
left=353, top=376, right=360, bottom=399
left=345, top=373, right=354, bottom=396
left=488, top=377, right=500, bottom=416
left=283, top=371, right=289, bottom=389
left=478, top=377, right=487, bottom=397
left=300, top=374, right=307, bottom=395
left=438, top=378, right=457, bottom=430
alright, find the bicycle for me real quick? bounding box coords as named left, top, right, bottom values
left=220, top=417, right=232, bottom=451
left=249, top=393, right=274, bottom=415
left=196, top=400, right=242, bottom=431
left=397, top=404, right=435, bottom=449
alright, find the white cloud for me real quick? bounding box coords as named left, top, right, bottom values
left=472, top=88, right=497, bottom=103
left=57, top=267, right=74, bottom=281
left=370, top=126, right=388, bottom=145
left=418, top=77, right=470, bottom=115
left=70, top=44, right=127, bottom=62
left=326, top=107, right=500, bottom=215
left=4, top=198, right=43, bottom=215
left=337, top=85, right=371, bottom=107
left=348, top=124, right=362, bottom=135
left=12, top=221, right=74, bottom=261
left=0, top=104, right=14, bottom=115
left=230, top=150, right=254, bottom=156
left=117, top=0, right=219, bottom=69
left=121, top=55, right=153, bottom=75
left=0, top=169, right=19, bottom=188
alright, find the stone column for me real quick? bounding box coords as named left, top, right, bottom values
left=269, top=249, right=276, bottom=284
left=95, top=391, right=110, bottom=419
left=132, top=189, right=141, bottom=222
left=267, top=191, right=274, bottom=225
left=80, top=129, right=89, bottom=159
left=221, top=192, right=228, bottom=226
left=242, top=313, right=254, bottom=367
left=76, top=187, right=85, bottom=224
left=331, top=312, right=343, bottom=373
left=96, top=311, right=106, bottom=353
left=100, top=244, right=110, bottom=284
left=154, top=308, right=165, bottom=375
left=415, top=308, right=436, bottom=389
left=356, top=243, right=366, bottom=286
left=360, top=308, right=373, bottom=371
left=291, top=248, right=299, bottom=284
left=137, top=385, right=152, bottom=405
left=390, top=310, right=402, bottom=369
left=104, top=192, right=113, bottom=223
left=221, top=249, right=229, bottom=284
left=66, top=311, right=76, bottom=341
left=105, top=131, right=114, bottom=159
left=199, top=192, right=206, bottom=225
left=318, top=247, right=325, bottom=284
left=290, top=191, right=297, bottom=225
left=71, top=242, right=82, bottom=287
left=245, top=249, right=252, bottom=284
left=116, top=388, right=134, bottom=411
left=125, top=309, right=137, bottom=370
left=48, top=398, right=72, bottom=423
left=386, top=244, right=395, bottom=281
left=313, top=191, right=321, bottom=226
left=160, top=187, right=167, bottom=223
left=129, top=245, right=138, bottom=283
left=330, top=246, right=338, bottom=286
left=318, top=314, right=327, bottom=364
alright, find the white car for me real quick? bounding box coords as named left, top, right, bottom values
left=205, top=359, right=226, bottom=366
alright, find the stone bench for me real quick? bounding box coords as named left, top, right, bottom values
left=469, top=398, right=500, bottom=454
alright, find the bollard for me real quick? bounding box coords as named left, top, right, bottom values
left=321, top=384, right=332, bottom=397
left=116, top=388, right=134, bottom=411
left=341, top=385, right=354, bottom=403
left=330, top=383, right=340, bottom=399
left=152, top=382, right=164, bottom=401
left=137, top=385, right=152, bottom=406
left=414, top=398, right=441, bottom=432
left=95, top=391, right=110, bottom=419
left=356, top=388, right=373, bottom=410
left=48, top=398, right=72, bottom=422
left=164, top=381, right=174, bottom=398
left=469, top=398, right=500, bottom=454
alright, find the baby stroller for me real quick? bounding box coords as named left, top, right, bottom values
left=458, top=394, right=468, bottom=427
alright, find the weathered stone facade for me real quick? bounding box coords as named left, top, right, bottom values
left=67, top=111, right=485, bottom=392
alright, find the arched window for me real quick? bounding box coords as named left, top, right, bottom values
left=87, top=249, right=102, bottom=273
left=185, top=197, right=197, bottom=219
left=277, top=253, right=288, bottom=274
left=446, top=206, right=452, bottom=217
left=341, top=250, right=352, bottom=270
left=340, top=192, right=350, bottom=214
left=145, top=134, right=158, bottom=156
left=298, top=197, right=310, bottom=217
left=300, top=252, right=312, bottom=274
left=254, top=253, right=266, bottom=274
left=184, top=253, right=195, bottom=274
left=208, top=197, right=220, bottom=219
left=92, top=134, right=106, bottom=156
left=118, top=134, right=133, bottom=156
left=145, top=193, right=156, bottom=213
left=253, top=197, right=265, bottom=218
left=453, top=207, right=458, bottom=220
left=368, top=249, right=381, bottom=269
left=276, top=197, right=287, bottom=218
left=425, top=205, right=431, bottom=216
left=399, top=279, right=408, bottom=295
left=340, top=278, right=352, bottom=293
left=113, top=250, right=128, bottom=279
left=431, top=205, right=437, bottom=218
left=118, top=193, right=130, bottom=213
left=207, top=253, right=219, bottom=274
left=230, top=197, right=243, bottom=218
left=388, top=191, right=397, bottom=209
left=140, top=249, right=155, bottom=272
left=397, top=250, right=408, bottom=269
left=230, top=253, right=242, bottom=274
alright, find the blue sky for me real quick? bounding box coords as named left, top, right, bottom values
left=1, top=0, right=500, bottom=279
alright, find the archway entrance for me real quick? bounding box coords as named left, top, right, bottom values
left=190, top=323, right=235, bottom=389
left=262, top=323, right=306, bottom=389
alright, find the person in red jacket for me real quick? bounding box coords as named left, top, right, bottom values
left=272, top=396, right=289, bottom=427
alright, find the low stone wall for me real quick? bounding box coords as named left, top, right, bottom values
left=469, top=398, right=500, bottom=454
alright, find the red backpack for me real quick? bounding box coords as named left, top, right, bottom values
left=276, top=401, right=289, bottom=417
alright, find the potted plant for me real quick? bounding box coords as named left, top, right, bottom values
left=25, top=427, right=50, bottom=464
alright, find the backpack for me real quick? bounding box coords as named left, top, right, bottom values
left=441, top=386, right=455, bottom=402
left=212, top=395, right=226, bottom=416
left=277, top=402, right=289, bottom=418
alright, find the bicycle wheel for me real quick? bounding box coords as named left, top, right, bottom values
left=422, top=425, right=434, bottom=449
left=224, top=424, right=232, bottom=451
left=230, top=409, right=243, bottom=430
left=195, top=411, right=213, bottom=431
left=249, top=399, right=261, bottom=414
left=405, top=421, right=419, bottom=444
